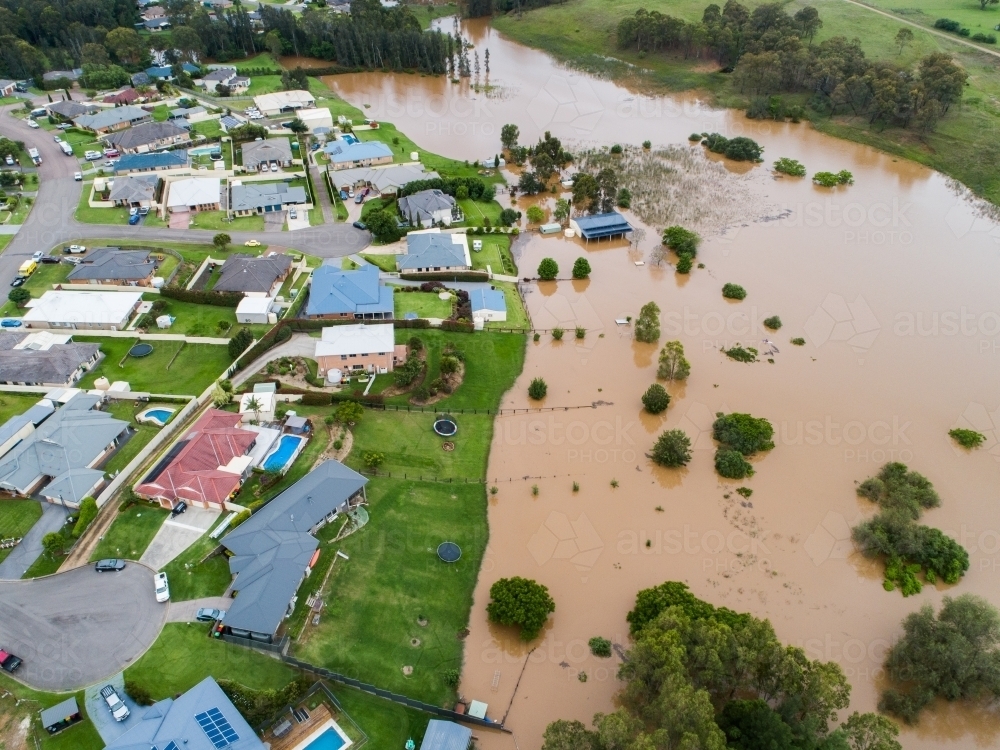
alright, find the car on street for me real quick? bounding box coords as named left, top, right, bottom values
left=154, top=572, right=170, bottom=603
left=353, top=221, right=367, bottom=231
left=0, top=650, right=22, bottom=673
left=244, top=239, right=261, bottom=247
left=32, top=251, right=43, bottom=262
left=40, top=255, right=59, bottom=264
left=94, top=558, right=126, bottom=572
left=100, top=685, right=130, bottom=722
left=27, top=119, right=39, bottom=129
left=53, top=136, right=62, bottom=143
left=0, top=319, right=22, bottom=328
left=195, top=608, right=226, bottom=622
left=4, top=155, right=12, bottom=166
left=128, top=213, right=141, bottom=225
left=74, top=171, right=82, bottom=181
left=65, top=244, right=86, bottom=254
left=9, top=277, right=25, bottom=288
left=170, top=501, right=187, bottom=517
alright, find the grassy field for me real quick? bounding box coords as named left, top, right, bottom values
left=100, top=400, right=176, bottom=478
left=75, top=182, right=131, bottom=225
left=493, top=0, right=1000, bottom=204
left=416, top=1, right=458, bottom=28
left=190, top=210, right=265, bottom=232
left=458, top=198, right=503, bottom=228
left=0, top=674, right=103, bottom=750
left=360, top=253, right=398, bottom=272
left=862, top=0, right=1000, bottom=43
left=236, top=53, right=283, bottom=73
left=88, top=503, right=169, bottom=561
left=0, top=500, right=43, bottom=564
left=354, top=123, right=504, bottom=184
left=77, top=338, right=232, bottom=395
left=393, top=290, right=453, bottom=319
left=161, top=529, right=233, bottom=601
left=142, top=294, right=270, bottom=339
left=0, top=392, right=47, bottom=423
left=469, top=234, right=517, bottom=275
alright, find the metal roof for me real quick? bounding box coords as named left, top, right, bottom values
left=213, top=253, right=292, bottom=294
left=230, top=182, right=306, bottom=213
left=573, top=211, right=632, bottom=239
left=419, top=720, right=472, bottom=750
left=67, top=248, right=157, bottom=281
left=305, top=263, right=393, bottom=316
left=114, top=151, right=187, bottom=172
left=399, top=232, right=469, bottom=270
left=39, top=697, right=79, bottom=730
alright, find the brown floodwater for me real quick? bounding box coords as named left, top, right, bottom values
left=326, top=17, right=1000, bottom=750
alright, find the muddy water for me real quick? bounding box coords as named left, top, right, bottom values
left=325, top=17, right=1000, bottom=750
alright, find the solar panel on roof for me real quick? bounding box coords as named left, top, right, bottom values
left=162, top=742, right=180, bottom=750
left=195, top=708, right=240, bottom=749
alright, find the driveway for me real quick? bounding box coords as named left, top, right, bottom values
left=85, top=671, right=143, bottom=744
left=0, top=563, right=167, bottom=691
left=139, top=506, right=219, bottom=570
left=263, top=212, right=285, bottom=232
left=166, top=596, right=232, bottom=624
left=0, top=502, right=68, bottom=580
left=231, top=333, right=318, bottom=387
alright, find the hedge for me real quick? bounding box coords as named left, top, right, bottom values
left=440, top=320, right=475, bottom=333
left=399, top=272, right=490, bottom=282
left=72, top=497, right=98, bottom=538
left=161, top=287, right=243, bottom=307
left=331, top=391, right=385, bottom=405
left=218, top=676, right=313, bottom=727
left=300, top=391, right=333, bottom=406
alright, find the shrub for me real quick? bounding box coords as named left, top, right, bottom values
left=219, top=677, right=312, bottom=727
left=949, top=428, right=985, bottom=448
left=971, top=32, right=996, bottom=43
left=409, top=336, right=424, bottom=351
left=662, top=226, right=700, bottom=256
left=657, top=341, right=690, bottom=380
left=724, top=136, right=763, bottom=161
left=394, top=353, right=423, bottom=387
left=675, top=253, right=693, bottom=274
left=773, top=158, right=806, bottom=176
left=933, top=18, right=961, bottom=32
left=641, top=383, right=670, bottom=414
left=713, top=413, right=775, bottom=455
left=856, top=462, right=940, bottom=519
left=335, top=400, right=364, bottom=424
left=537, top=257, right=559, bottom=280
left=363, top=451, right=385, bottom=471
left=8, top=288, right=30, bottom=307
left=230, top=509, right=251, bottom=528
left=642, top=140, right=651, bottom=149
left=124, top=679, right=153, bottom=706
left=526, top=205, right=546, bottom=225
left=763, top=315, right=782, bottom=330
left=300, top=391, right=332, bottom=406
left=652, top=429, right=692, bottom=467
left=688, top=133, right=702, bottom=141
left=724, top=345, right=758, bottom=362
left=634, top=301, right=661, bottom=343
left=486, top=577, right=555, bottom=641
left=715, top=449, right=754, bottom=479
left=791, top=337, right=805, bottom=346
left=813, top=170, right=854, bottom=187
left=72, top=497, right=98, bottom=537
left=439, top=354, right=461, bottom=375
left=443, top=668, right=460, bottom=688
left=228, top=327, right=253, bottom=359
left=722, top=283, right=746, bottom=300
left=575, top=327, right=585, bottom=339
left=528, top=377, right=548, bottom=400
left=589, top=637, right=612, bottom=657
left=572, top=257, right=591, bottom=279
left=161, top=287, right=243, bottom=307
left=610, top=144, right=623, bottom=154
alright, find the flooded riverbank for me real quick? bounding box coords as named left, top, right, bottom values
left=325, top=16, right=1000, bottom=750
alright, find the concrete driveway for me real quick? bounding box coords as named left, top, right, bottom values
left=139, top=506, right=219, bottom=570
left=166, top=596, right=232, bottom=624
left=263, top=212, right=285, bottom=232
left=0, top=563, right=167, bottom=691
left=0, top=502, right=68, bottom=580
left=84, top=671, right=143, bottom=744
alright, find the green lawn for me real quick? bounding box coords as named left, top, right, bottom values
left=487, top=281, right=530, bottom=331
left=416, top=1, right=458, bottom=28
left=458, top=198, right=503, bottom=228
left=0, top=392, right=47, bottom=423
left=77, top=338, right=232, bottom=395
left=88, top=504, right=169, bottom=561
left=161, top=529, right=233, bottom=601
left=359, top=253, right=397, bottom=272
left=0, top=235, right=11, bottom=252
left=468, top=234, right=517, bottom=275
left=75, top=182, right=131, bottom=225
left=235, top=53, right=283, bottom=73
left=191, top=118, right=224, bottom=139
left=100, top=400, right=178, bottom=478
left=243, top=75, right=286, bottom=97
left=0, top=500, right=43, bottom=564
left=354, top=123, right=504, bottom=184
left=190, top=211, right=265, bottom=232
left=862, top=0, right=999, bottom=46
left=142, top=294, right=267, bottom=339
left=393, top=290, right=453, bottom=320
left=327, top=684, right=431, bottom=750
left=23, top=546, right=66, bottom=578
left=0, top=674, right=104, bottom=750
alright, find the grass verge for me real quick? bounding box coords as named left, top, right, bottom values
left=0, top=500, right=43, bottom=564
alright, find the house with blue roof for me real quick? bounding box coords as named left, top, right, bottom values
left=145, top=63, right=200, bottom=81
left=570, top=211, right=633, bottom=241
left=102, top=676, right=264, bottom=750
left=325, top=139, right=393, bottom=170
left=398, top=230, right=471, bottom=274
left=305, top=263, right=393, bottom=320
left=114, top=151, right=188, bottom=174
left=470, top=287, right=507, bottom=322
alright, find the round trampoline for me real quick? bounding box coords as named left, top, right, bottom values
left=437, top=542, right=462, bottom=563
left=129, top=343, right=154, bottom=358
left=433, top=414, right=458, bottom=437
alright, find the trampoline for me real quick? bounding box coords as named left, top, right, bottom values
left=437, top=542, right=462, bottom=563
left=129, top=343, right=154, bottom=357
left=433, top=414, right=457, bottom=437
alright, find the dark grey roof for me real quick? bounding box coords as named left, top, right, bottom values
left=241, top=138, right=293, bottom=169
left=76, top=105, right=150, bottom=131
left=420, top=720, right=472, bottom=750
left=41, top=467, right=105, bottom=503
left=230, top=182, right=307, bottom=213
left=170, top=105, right=206, bottom=119
left=47, top=100, right=96, bottom=119
left=131, top=72, right=151, bottom=87
left=67, top=248, right=156, bottom=282
left=398, top=189, right=455, bottom=223
left=213, top=253, right=292, bottom=294
left=203, top=68, right=237, bottom=82
left=40, top=697, right=79, bottom=730
left=221, top=460, right=366, bottom=635
left=103, top=121, right=188, bottom=150
left=0, top=333, right=100, bottom=386
left=108, top=175, right=159, bottom=204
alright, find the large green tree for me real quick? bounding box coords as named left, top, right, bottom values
left=486, top=577, right=555, bottom=641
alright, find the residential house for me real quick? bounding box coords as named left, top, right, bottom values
left=114, top=150, right=187, bottom=173
left=314, top=322, right=396, bottom=379
left=201, top=67, right=250, bottom=93
left=67, top=247, right=158, bottom=286
left=420, top=720, right=473, bottom=750
left=0, top=402, right=53, bottom=458
left=230, top=182, right=307, bottom=216
left=331, top=163, right=438, bottom=199
left=305, top=263, right=393, bottom=320
left=143, top=17, right=171, bottom=30
left=296, top=107, right=333, bottom=132
left=0, top=391, right=129, bottom=508
left=240, top=138, right=293, bottom=172
left=21, top=290, right=143, bottom=330
left=398, top=188, right=460, bottom=228
left=0, top=331, right=101, bottom=387
left=108, top=175, right=159, bottom=208
left=397, top=229, right=471, bottom=274
left=220, top=460, right=367, bottom=641
left=168, top=105, right=207, bottom=121
left=470, top=287, right=507, bottom=322
left=213, top=253, right=292, bottom=295
left=102, top=121, right=190, bottom=153
left=235, top=296, right=275, bottom=325
left=75, top=105, right=152, bottom=134
left=42, top=69, right=82, bottom=82
left=0, top=80, right=16, bottom=97
left=144, top=63, right=200, bottom=81
left=253, top=90, right=315, bottom=116
left=570, top=211, right=633, bottom=241
left=46, top=100, right=96, bottom=121
left=325, top=140, right=393, bottom=170
left=134, top=409, right=259, bottom=511
left=166, top=177, right=221, bottom=213
left=103, top=88, right=139, bottom=106
left=102, top=677, right=264, bottom=750
left=141, top=5, right=166, bottom=20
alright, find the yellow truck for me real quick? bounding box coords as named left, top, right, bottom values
left=17, top=260, right=37, bottom=277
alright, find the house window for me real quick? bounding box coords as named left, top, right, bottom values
left=340, top=355, right=347, bottom=360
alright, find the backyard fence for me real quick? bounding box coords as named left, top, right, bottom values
left=357, top=402, right=612, bottom=415
left=357, top=471, right=580, bottom=485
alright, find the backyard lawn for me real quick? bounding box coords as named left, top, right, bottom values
left=88, top=504, right=169, bottom=562
left=75, top=182, right=131, bottom=225
left=393, top=290, right=453, bottom=320
left=458, top=198, right=503, bottom=228
left=76, top=338, right=232, bottom=395
left=0, top=392, right=47, bottom=423
left=469, top=234, right=517, bottom=275
left=359, top=253, right=397, bottom=272
left=100, top=400, right=180, bottom=478
left=0, top=500, right=43, bottom=564
left=190, top=211, right=265, bottom=232
left=0, top=674, right=103, bottom=750
left=354, top=123, right=501, bottom=184
left=161, top=529, right=233, bottom=601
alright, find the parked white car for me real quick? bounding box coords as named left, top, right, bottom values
left=74, top=172, right=82, bottom=181
left=64, top=244, right=86, bottom=254
left=100, top=685, right=130, bottom=722
left=154, top=572, right=169, bottom=603
left=27, top=119, right=39, bottom=129
left=84, top=150, right=101, bottom=160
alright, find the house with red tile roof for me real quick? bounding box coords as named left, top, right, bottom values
left=103, top=88, right=139, bottom=106
left=135, top=409, right=258, bottom=510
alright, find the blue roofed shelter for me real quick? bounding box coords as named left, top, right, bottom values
left=419, top=720, right=472, bottom=750
left=570, top=211, right=632, bottom=241
left=469, top=287, right=506, bottom=322
left=305, top=263, right=393, bottom=320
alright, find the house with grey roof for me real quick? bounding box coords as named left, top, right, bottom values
left=67, top=247, right=158, bottom=286
left=46, top=100, right=97, bottom=121
left=220, top=460, right=367, bottom=641
left=398, top=188, right=461, bottom=228
left=241, top=138, right=293, bottom=172
left=103, top=676, right=264, bottom=750
left=75, top=105, right=152, bottom=134
left=43, top=69, right=82, bottom=82
left=143, top=17, right=171, bottom=30
left=0, top=331, right=101, bottom=387
left=131, top=72, right=151, bottom=87
left=114, top=151, right=188, bottom=174
left=0, top=391, right=129, bottom=508
left=0, top=402, right=54, bottom=457
left=398, top=230, right=471, bottom=274
left=169, top=105, right=207, bottom=121
left=102, top=121, right=190, bottom=154
left=108, top=174, right=159, bottom=208
left=420, top=720, right=473, bottom=750
left=305, top=262, right=393, bottom=320
left=331, top=163, right=438, bottom=198
left=325, top=139, right=393, bottom=170
left=213, top=253, right=292, bottom=295
left=230, top=182, right=307, bottom=216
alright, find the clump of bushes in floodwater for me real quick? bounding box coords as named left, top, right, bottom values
left=773, top=158, right=806, bottom=177
left=634, top=302, right=660, bottom=343
left=641, top=384, right=670, bottom=414
left=722, top=283, right=746, bottom=300
left=949, top=428, right=985, bottom=448
left=528, top=377, right=547, bottom=400
left=712, top=412, right=774, bottom=479
left=813, top=170, right=854, bottom=187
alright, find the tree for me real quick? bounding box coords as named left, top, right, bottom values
left=571, top=257, right=591, bottom=279
left=662, top=225, right=700, bottom=256
left=634, top=301, right=660, bottom=343
left=880, top=595, right=1000, bottom=723
left=918, top=53, right=967, bottom=113
left=526, top=205, right=545, bottom=224
left=616, top=188, right=631, bottom=208
left=281, top=67, right=309, bottom=91
left=42, top=532, right=64, bottom=558
left=212, top=384, right=231, bottom=408
left=658, top=341, right=691, bottom=380
left=287, top=118, right=308, bottom=134
left=641, top=384, right=670, bottom=414
left=571, top=173, right=599, bottom=213
left=537, top=257, right=558, bottom=280
left=713, top=413, right=775, bottom=455
left=363, top=451, right=385, bottom=471
left=715, top=448, right=754, bottom=479
left=213, top=233, right=231, bottom=251
left=244, top=395, right=263, bottom=422
left=500, top=123, right=520, bottom=151
left=794, top=6, right=823, bottom=44
left=552, top=198, right=570, bottom=223
left=105, top=28, right=146, bottom=66
left=542, top=720, right=598, bottom=750
left=264, top=30, right=283, bottom=57
left=81, top=43, right=111, bottom=67
left=498, top=208, right=520, bottom=226
left=367, top=209, right=402, bottom=243
left=841, top=712, right=901, bottom=750
left=894, top=27, right=914, bottom=55
left=717, top=699, right=794, bottom=750
left=518, top=171, right=542, bottom=195
left=8, top=288, right=30, bottom=307
left=171, top=26, right=205, bottom=61
left=486, top=576, right=555, bottom=641
left=979, top=0, right=999, bottom=10
left=528, top=377, right=547, bottom=400
left=335, top=400, right=364, bottom=424
left=228, top=327, right=253, bottom=358
left=651, top=429, right=692, bottom=467
left=723, top=283, right=747, bottom=300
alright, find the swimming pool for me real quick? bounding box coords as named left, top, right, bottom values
left=189, top=145, right=221, bottom=157
left=341, top=134, right=359, bottom=144
left=137, top=407, right=175, bottom=426
left=262, top=435, right=305, bottom=472
left=301, top=728, right=347, bottom=750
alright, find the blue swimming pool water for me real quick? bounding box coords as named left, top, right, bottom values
left=342, top=134, right=359, bottom=144
left=304, top=728, right=346, bottom=750
left=263, top=435, right=304, bottom=472
left=144, top=409, right=173, bottom=423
